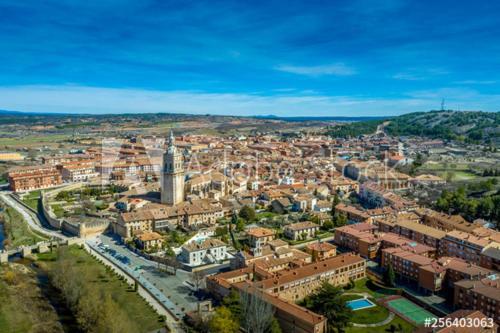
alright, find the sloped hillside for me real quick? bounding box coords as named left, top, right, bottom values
left=385, top=111, right=499, bottom=142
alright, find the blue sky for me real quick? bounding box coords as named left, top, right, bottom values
left=0, top=0, right=499, bottom=116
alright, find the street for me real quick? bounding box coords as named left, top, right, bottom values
left=88, top=234, right=199, bottom=318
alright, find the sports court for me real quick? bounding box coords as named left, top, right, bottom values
left=386, top=297, right=436, bottom=325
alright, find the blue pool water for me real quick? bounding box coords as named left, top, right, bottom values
left=346, top=298, right=375, bottom=311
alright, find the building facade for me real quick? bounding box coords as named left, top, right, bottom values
left=161, top=131, right=185, bottom=205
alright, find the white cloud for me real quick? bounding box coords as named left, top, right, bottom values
left=0, top=85, right=498, bottom=117
left=392, top=68, right=448, bottom=81
left=453, top=80, right=497, bottom=85
left=275, top=63, right=356, bottom=76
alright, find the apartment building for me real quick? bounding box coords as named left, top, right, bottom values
left=334, top=223, right=378, bottom=259
left=440, top=230, right=497, bottom=265
left=207, top=253, right=366, bottom=333
left=259, top=253, right=366, bottom=302
left=8, top=165, right=62, bottom=192
left=382, top=247, right=494, bottom=294
left=393, top=219, right=447, bottom=252
left=375, top=215, right=446, bottom=252
left=416, top=208, right=478, bottom=233
left=454, top=275, right=500, bottom=324
left=59, top=161, right=98, bottom=182
left=335, top=223, right=435, bottom=260
left=481, top=244, right=500, bottom=271
left=115, top=200, right=225, bottom=239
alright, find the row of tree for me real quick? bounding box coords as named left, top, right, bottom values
left=49, top=247, right=141, bottom=333
left=482, top=169, right=500, bottom=177
left=435, top=187, right=500, bottom=224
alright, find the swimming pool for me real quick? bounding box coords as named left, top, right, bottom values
left=346, top=298, right=376, bottom=311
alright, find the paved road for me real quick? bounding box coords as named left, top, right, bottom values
left=90, top=234, right=199, bottom=317
left=0, top=191, right=68, bottom=241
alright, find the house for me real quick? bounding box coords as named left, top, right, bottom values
left=313, top=200, right=332, bottom=213
left=271, top=197, right=293, bottom=214
left=247, top=227, right=276, bottom=248
left=284, top=221, right=320, bottom=241
left=180, top=238, right=228, bottom=266
left=292, top=195, right=317, bottom=212
left=305, top=242, right=337, bottom=261
left=134, top=231, right=164, bottom=251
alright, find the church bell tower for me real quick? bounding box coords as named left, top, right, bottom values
left=161, top=131, right=185, bottom=205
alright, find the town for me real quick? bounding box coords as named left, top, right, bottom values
left=1, top=111, right=498, bottom=333
left=1, top=1, right=500, bottom=332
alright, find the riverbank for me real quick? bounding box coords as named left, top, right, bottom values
left=0, top=261, right=65, bottom=333
left=38, top=245, right=165, bottom=333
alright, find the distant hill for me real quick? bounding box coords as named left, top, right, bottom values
left=327, top=110, right=499, bottom=143
left=253, top=115, right=387, bottom=122
left=385, top=110, right=499, bottom=142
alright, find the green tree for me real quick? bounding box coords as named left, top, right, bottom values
left=229, top=211, right=241, bottom=250
left=331, top=194, right=341, bottom=216
left=239, top=205, right=256, bottom=222
left=267, top=317, right=282, bottom=333
left=332, top=212, right=348, bottom=227
left=222, top=290, right=242, bottom=320
left=384, top=264, right=396, bottom=287
left=322, top=220, right=334, bottom=231
left=208, top=306, right=240, bottom=333
left=303, top=282, right=352, bottom=332
left=236, top=219, right=246, bottom=232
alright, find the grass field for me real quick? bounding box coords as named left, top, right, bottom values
left=346, top=315, right=415, bottom=333
left=0, top=134, right=72, bottom=148
left=386, top=298, right=436, bottom=326
left=38, top=246, right=163, bottom=332
left=51, top=204, right=65, bottom=218
left=0, top=206, right=45, bottom=248
left=22, top=190, right=41, bottom=211
left=418, top=161, right=478, bottom=181
left=349, top=278, right=400, bottom=299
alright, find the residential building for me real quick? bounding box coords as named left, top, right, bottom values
left=440, top=230, right=498, bottom=266
left=382, top=248, right=494, bottom=294
left=247, top=227, right=276, bottom=248
left=8, top=165, right=62, bottom=192
left=284, top=221, right=320, bottom=241
left=416, top=208, right=479, bottom=233
left=180, top=238, right=227, bottom=266
left=207, top=253, right=366, bottom=333
left=454, top=275, right=500, bottom=324
left=134, top=231, right=164, bottom=250
left=60, top=161, right=98, bottom=182
left=305, top=242, right=337, bottom=261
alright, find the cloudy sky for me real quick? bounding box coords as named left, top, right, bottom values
left=0, top=0, right=499, bottom=116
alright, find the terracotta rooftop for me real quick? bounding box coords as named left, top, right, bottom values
left=247, top=227, right=275, bottom=238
